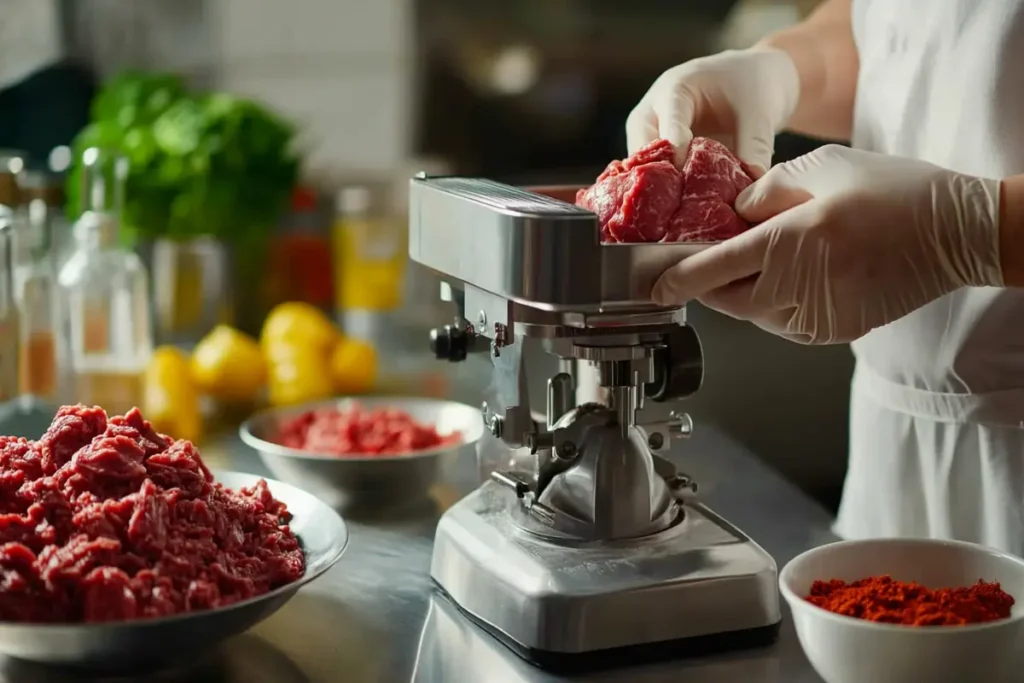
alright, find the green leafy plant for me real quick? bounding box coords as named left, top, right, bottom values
left=66, top=71, right=300, bottom=244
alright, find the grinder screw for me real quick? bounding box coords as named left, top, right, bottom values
left=668, top=411, right=694, bottom=438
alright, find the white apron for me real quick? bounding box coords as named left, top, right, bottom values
left=834, top=0, right=1024, bottom=554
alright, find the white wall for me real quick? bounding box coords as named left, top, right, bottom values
left=68, top=0, right=415, bottom=178
left=213, top=0, right=415, bottom=177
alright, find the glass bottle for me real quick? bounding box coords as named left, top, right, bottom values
left=57, top=149, right=152, bottom=414
left=13, top=198, right=58, bottom=400
left=0, top=208, right=18, bottom=403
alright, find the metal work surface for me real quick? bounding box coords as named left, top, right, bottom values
left=0, top=422, right=837, bottom=682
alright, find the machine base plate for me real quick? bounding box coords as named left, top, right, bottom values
left=435, top=586, right=781, bottom=674
left=429, top=481, right=782, bottom=666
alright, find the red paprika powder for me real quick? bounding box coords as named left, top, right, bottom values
left=805, top=575, right=1015, bottom=626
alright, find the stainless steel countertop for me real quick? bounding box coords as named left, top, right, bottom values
left=0, top=420, right=838, bottom=683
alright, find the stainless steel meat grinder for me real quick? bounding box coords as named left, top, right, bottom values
left=408, top=176, right=781, bottom=670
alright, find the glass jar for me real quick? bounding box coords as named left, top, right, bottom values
left=0, top=209, right=18, bottom=403
left=332, top=183, right=407, bottom=322
left=56, top=150, right=152, bottom=414
left=13, top=199, right=58, bottom=400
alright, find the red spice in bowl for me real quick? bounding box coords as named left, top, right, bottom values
left=274, top=403, right=461, bottom=457
left=805, top=575, right=1015, bottom=626
left=0, top=405, right=304, bottom=624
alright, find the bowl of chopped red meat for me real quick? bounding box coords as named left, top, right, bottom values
left=0, top=405, right=348, bottom=670
left=780, top=538, right=1024, bottom=683
left=239, top=397, right=483, bottom=511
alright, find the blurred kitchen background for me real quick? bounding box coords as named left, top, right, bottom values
left=0, top=0, right=851, bottom=508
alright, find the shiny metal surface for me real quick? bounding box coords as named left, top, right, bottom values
left=240, top=396, right=484, bottom=511
left=16, top=426, right=833, bottom=683
left=432, top=481, right=780, bottom=654
left=409, top=175, right=782, bottom=660
left=408, top=176, right=705, bottom=312
left=0, top=471, right=348, bottom=672
left=533, top=410, right=676, bottom=540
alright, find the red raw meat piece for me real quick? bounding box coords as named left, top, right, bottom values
left=576, top=137, right=755, bottom=243
left=0, top=404, right=304, bottom=624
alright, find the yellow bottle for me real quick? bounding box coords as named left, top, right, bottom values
left=331, top=186, right=407, bottom=313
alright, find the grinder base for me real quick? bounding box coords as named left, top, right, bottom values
left=429, top=480, right=782, bottom=669
left=434, top=588, right=781, bottom=674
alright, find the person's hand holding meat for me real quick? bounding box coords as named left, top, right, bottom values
left=651, top=145, right=1008, bottom=344
left=625, top=47, right=800, bottom=174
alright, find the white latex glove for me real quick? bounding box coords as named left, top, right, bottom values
left=651, top=145, right=1004, bottom=344
left=625, top=47, right=801, bottom=172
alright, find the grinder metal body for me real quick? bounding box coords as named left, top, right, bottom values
left=408, top=176, right=781, bottom=670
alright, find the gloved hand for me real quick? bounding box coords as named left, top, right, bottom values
left=651, top=145, right=1004, bottom=344
left=625, top=47, right=801, bottom=172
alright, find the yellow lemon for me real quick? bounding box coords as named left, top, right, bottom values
left=144, top=346, right=202, bottom=443
left=191, top=325, right=267, bottom=402
left=330, top=338, right=378, bottom=395
left=267, top=352, right=335, bottom=407
left=260, top=302, right=340, bottom=359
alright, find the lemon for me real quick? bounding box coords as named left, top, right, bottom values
left=260, top=302, right=340, bottom=359
left=191, top=325, right=267, bottom=402
left=144, top=346, right=202, bottom=443
left=267, top=351, right=336, bottom=407
left=330, top=338, right=378, bottom=394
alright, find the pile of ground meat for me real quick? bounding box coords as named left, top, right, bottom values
left=275, top=403, right=460, bottom=456
left=0, top=405, right=304, bottom=623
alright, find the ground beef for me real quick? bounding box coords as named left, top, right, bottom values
left=576, top=137, right=754, bottom=243
left=276, top=403, right=460, bottom=456
left=0, top=405, right=304, bottom=623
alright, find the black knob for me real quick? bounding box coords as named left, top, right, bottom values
left=429, top=324, right=468, bottom=362
left=646, top=325, right=704, bottom=402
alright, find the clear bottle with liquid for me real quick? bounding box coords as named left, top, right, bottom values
left=57, top=149, right=152, bottom=414
left=0, top=208, right=18, bottom=403
left=13, top=198, right=59, bottom=400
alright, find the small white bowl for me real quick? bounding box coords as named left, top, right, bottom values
left=780, top=538, right=1024, bottom=683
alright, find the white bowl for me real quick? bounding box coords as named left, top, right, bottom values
left=780, top=538, right=1024, bottom=683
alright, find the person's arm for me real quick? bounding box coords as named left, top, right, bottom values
left=999, top=175, right=1024, bottom=287
left=758, top=0, right=859, bottom=141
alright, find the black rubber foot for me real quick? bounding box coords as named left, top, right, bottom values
left=435, top=588, right=782, bottom=674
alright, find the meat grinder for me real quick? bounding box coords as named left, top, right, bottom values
left=408, top=176, right=781, bottom=669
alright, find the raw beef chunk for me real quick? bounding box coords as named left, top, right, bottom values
left=576, top=138, right=754, bottom=243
